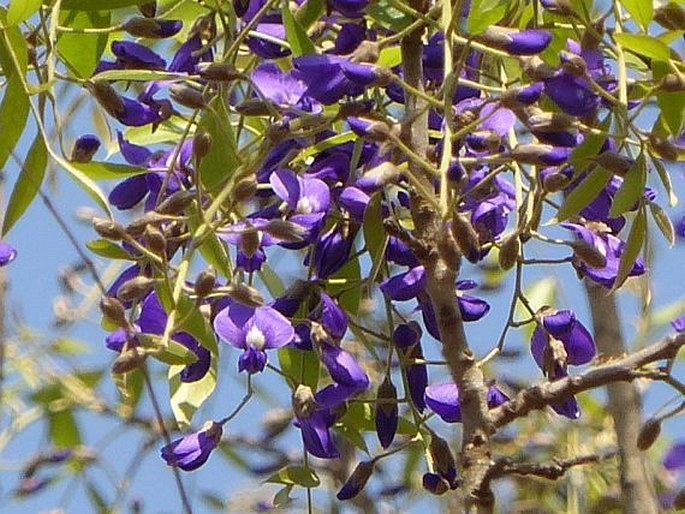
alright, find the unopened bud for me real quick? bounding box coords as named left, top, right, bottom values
left=570, top=240, right=607, bottom=268
left=349, top=41, right=380, bottom=64
left=336, top=460, right=375, bottom=500
left=423, top=473, right=450, bottom=495
left=138, top=1, right=157, bottom=17
left=86, top=80, right=124, bottom=117
left=498, top=232, right=520, bottom=270
left=156, top=190, right=195, bottom=215
left=528, top=112, right=576, bottom=132
left=451, top=214, right=481, bottom=263
left=122, top=17, right=179, bottom=38
left=100, top=296, right=128, bottom=327
left=429, top=435, right=457, bottom=487
left=144, top=225, right=166, bottom=254
left=659, top=73, right=685, bottom=93
left=649, top=135, right=679, bottom=161
left=193, top=130, right=212, bottom=161
left=654, top=2, right=685, bottom=31
left=227, top=282, right=264, bottom=307
left=560, top=51, right=587, bottom=76
left=637, top=418, right=661, bottom=451
left=112, top=348, right=146, bottom=374
left=235, top=99, right=272, bottom=116
left=263, top=219, right=307, bottom=243
left=592, top=151, right=634, bottom=176
left=238, top=227, right=261, bottom=259
left=292, top=384, right=316, bottom=419
left=511, top=144, right=571, bottom=166
left=197, top=62, right=243, bottom=82
left=232, top=176, right=258, bottom=202
left=357, top=161, right=400, bottom=190
left=126, top=211, right=172, bottom=236
left=93, top=217, right=127, bottom=240
left=521, top=56, right=556, bottom=81
left=365, top=121, right=394, bottom=142
left=169, top=83, right=206, bottom=109
left=71, top=134, right=101, bottom=163
left=117, top=276, right=156, bottom=303
left=543, top=172, right=570, bottom=192
left=194, top=269, right=216, bottom=298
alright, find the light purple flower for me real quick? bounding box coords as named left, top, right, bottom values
left=161, top=421, right=222, bottom=471
left=0, top=241, right=17, bottom=266
left=531, top=309, right=596, bottom=371
left=424, top=381, right=509, bottom=423
left=320, top=343, right=370, bottom=391
left=214, top=302, right=294, bottom=374
left=664, top=441, right=685, bottom=470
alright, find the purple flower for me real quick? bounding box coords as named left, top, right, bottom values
left=424, top=381, right=509, bottom=423
left=338, top=187, right=370, bottom=221
left=251, top=63, right=312, bottom=111
left=380, top=266, right=427, bottom=301
left=544, top=72, right=600, bottom=116
left=161, top=421, right=222, bottom=471
left=110, top=40, right=167, bottom=70
left=0, top=241, right=17, bottom=266
left=393, top=322, right=428, bottom=412
left=671, top=315, right=685, bottom=333
left=270, top=168, right=330, bottom=235
left=213, top=302, right=294, bottom=374
left=664, top=441, right=685, bottom=470
left=562, top=222, right=645, bottom=288
left=310, top=224, right=357, bottom=279
left=480, top=27, right=552, bottom=55
left=320, top=343, right=370, bottom=391
left=531, top=309, right=596, bottom=371
left=375, top=376, right=398, bottom=449
left=168, top=32, right=213, bottom=73
left=71, top=134, right=101, bottom=163
left=675, top=215, right=685, bottom=239
left=316, top=292, right=348, bottom=340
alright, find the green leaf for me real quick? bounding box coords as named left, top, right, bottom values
left=363, top=193, right=385, bottom=265
left=613, top=33, right=670, bottom=62
left=198, top=95, right=240, bottom=191
left=57, top=10, right=110, bottom=78
left=50, top=337, right=90, bottom=355
left=366, top=0, right=412, bottom=31
left=295, top=0, right=325, bottom=30
left=377, top=46, right=402, bottom=68
left=281, top=2, right=315, bottom=56
left=649, top=202, right=675, bottom=246
left=569, top=115, right=611, bottom=164
left=468, top=0, right=508, bottom=34
left=555, top=167, right=613, bottom=222
left=48, top=409, right=81, bottom=448
left=613, top=207, right=646, bottom=291
left=327, top=251, right=362, bottom=316
left=335, top=423, right=369, bottom=454
left=0, top=15, right=30, bottom=172
left=266, top=465, right=320, bottom=488
left=58, top=0, right=147, bottom=9
left=86, top=239, right=131, bottom=260
left=619, top=0, right=653, bottom=30
left=187, top=204, right=231, bottom=278
left=609, top=154, right=646, bottom=217
left=3, top=135, right=47, bottom=235
left=272, top=485, right=294, bottom=508
left=85, top=482, right=110, bottom=514
left=650, top=152, right=678, bottom=207
left=91, top=69, right=191, bottom=82
left=124, top=117, right=187, bottom=146
left=653, top=62, right=685, bottom=136
left=54, top=155, right=113, bottom=215
left=278, top=347, right=319, bottom=390
left=138, top=334, right=199, bottom=366
left=7, top=0, right=42, bottom=26
left=259, top=264, right=286, bottom=297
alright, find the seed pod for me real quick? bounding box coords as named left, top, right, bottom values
left=169, top=83, right=206, bottom=109
left=336, top=460, right=375, bottom=500
left=156, top=190, right=195, bottom=215
left=498, top=232, right=520, bottom=270
left=117, top=276, right=156, bottom=303
left=112, top=348, right=146, bottom=374
left=232, top=176, right=258, bottom=202
left=592, top=151, right=634, bottom=176
left=542, top=172, right=570, bottom=193
left=451, top=214, right=481, bottom=263
left=100, top=296, right=128, bottom=327
left=138, top=1, right=156, bottom=17
left=126, top=211, right=172, bottom=236
left=144, top=225, right=166, bottom=254
left=637, top=418, right=662, bottom=451
left=197, top=62, right=243, bottom=82
left=263, top=219, right=307, bottom=243
left=226, top=282, right=264, bottom=307
left=193, top=130, right=212, bottom=161
left=292, top=384, right=316, bottom=419
left=570, top=240, right=607, bottom=268
left=194, top=269, right=216, bottom=299
left=93, top=217, right=127, bottom=240
left=86, top=80, right=124, bottom=117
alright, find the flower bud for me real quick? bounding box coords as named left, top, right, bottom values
left=71, top=134, right=101, bottom=163
left=349, top=40, right=380, bottom=64
left=156, top=190, right=195, bottom=215
left=637, top=418, right=662, bottom=451
left=528, top=111, right=576, bottom=133
left=292, top=384, right=316, bottom=419
left=122, top=17, right=183, bottom=39
left=498, top=232, right=520, bottom=270
left=649, top=135, right=679, bottom=161
left=100, top=296, right=128, bottom=327
left=560, top=51, right=587, bottom=76
left=235, top=99, right=272, bottom=116
left=357, top=160, right=400, bottom=191
left=112, top=348, right=146, bottom=374
left=93, top=217, right=127, bottom=240
left=194, top=269, right=216, bottom=299
left=451, top=213, right=481, bottom=263
left=570, top=240, right=607, bottom=269
left=117, top=276, right=156, bottom=303
left=232, top=176, right=258, bottom=202
left=169, top=83, right=206, bottom=109
left=263, top=219, right=307, bottom=243
left=543, top=171, right=570, bottom=192
left=511, top=144, right=572, bottom=166
left=193, top=130, right=212, bottom=161
left=654, top=2, right=685, bottom=31
left=238, top=227, right=261, bottom=259
left=144, top=225, right=167, bottom=254
left=375, top=376, right=398, bottom=449
left=336, top=460, right=375, bottom=500
left=138, top=2, right=156, bottom=17
left=521, top=56, right=556, bottom=81
left=539, top=0, right=575, bottom=15
left=197, top=62, right=243, bottom=82
left=478, top=27, right=552, bottom=56
left=126, top=211, right=172, bottom=236
left=659, top=73, right=685, bottom=93
left=592, top=151, right=634, bottom=176
left=87, top=80, right=124, bottom=117
left=422, top=472, right=450, bottom=495
left=226, top=282, right=264, bottom=307
left=429, top=434, right=457, bottom=488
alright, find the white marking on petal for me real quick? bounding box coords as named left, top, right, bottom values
left=296, top=196, right=313, bottom=214
left=245, top=325, right=266, bottom=350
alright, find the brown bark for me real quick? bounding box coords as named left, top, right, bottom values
left=584, top=282, right=660, bottom=514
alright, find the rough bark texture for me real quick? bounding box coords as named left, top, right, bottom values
left=400, top=10, right=494, bottom=512
left=585, top=282, right=660, bottom=514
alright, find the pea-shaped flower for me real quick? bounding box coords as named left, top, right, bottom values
left=161, top=421, right=222, bottom=471
left=213, top=302, right=294, bottom=374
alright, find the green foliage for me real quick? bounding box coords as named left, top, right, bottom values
left=57, top=10, right=110, bottom=78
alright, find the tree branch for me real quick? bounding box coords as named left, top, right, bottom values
left=490, top=332, right=685, bottom=427
left=487, top=450, right=617, bottom=481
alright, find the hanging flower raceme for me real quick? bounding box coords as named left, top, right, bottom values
left=213, top=301, right=294, bottom=374
left=161, top=421, right=222, bottom=471
left=424, top=381, right=509, bottom=423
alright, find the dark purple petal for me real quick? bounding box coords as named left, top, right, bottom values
left=544, top=72, right=600, bottom=116
left=117, top=131, right=151, bottom=166
left=318, top=293, right=348, bottom=340
left=173, top=331, right=211, bottom=382
left=312, top=225, right=356, bottom=279
left=160, top=422, right=222, bottom=471
left=320, top=344, right=370, bottom=391
left=71, top=134, right=101, bottom=163
left=503, top=29, right=552, bottom=55
left=338, top=187, right=370, bottom=221
left=457, top=294, right=490, bottom=322
left=109, top=175, right=149, bottom=210
left=138, top=292, right=167, bottom=334
left=425, top=382, right=461, bottom=422
left=0, top=241, right=17, bottom=266
left=375, top=377, right=398, bottom=449
left=551, top=396, right=581, bottom=419
left=672, top=315, right=685, bottom=333
left=238, top=346, right=268, bottom=373
left=664, top=442, right=685, bottom=470
left=299, top=410, right=340, bottom=458
left=380, top=266, right=426, bottom=301
left=111, top=40, right=166, bottom=69
left=393, top=322, right=427, bottom=412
